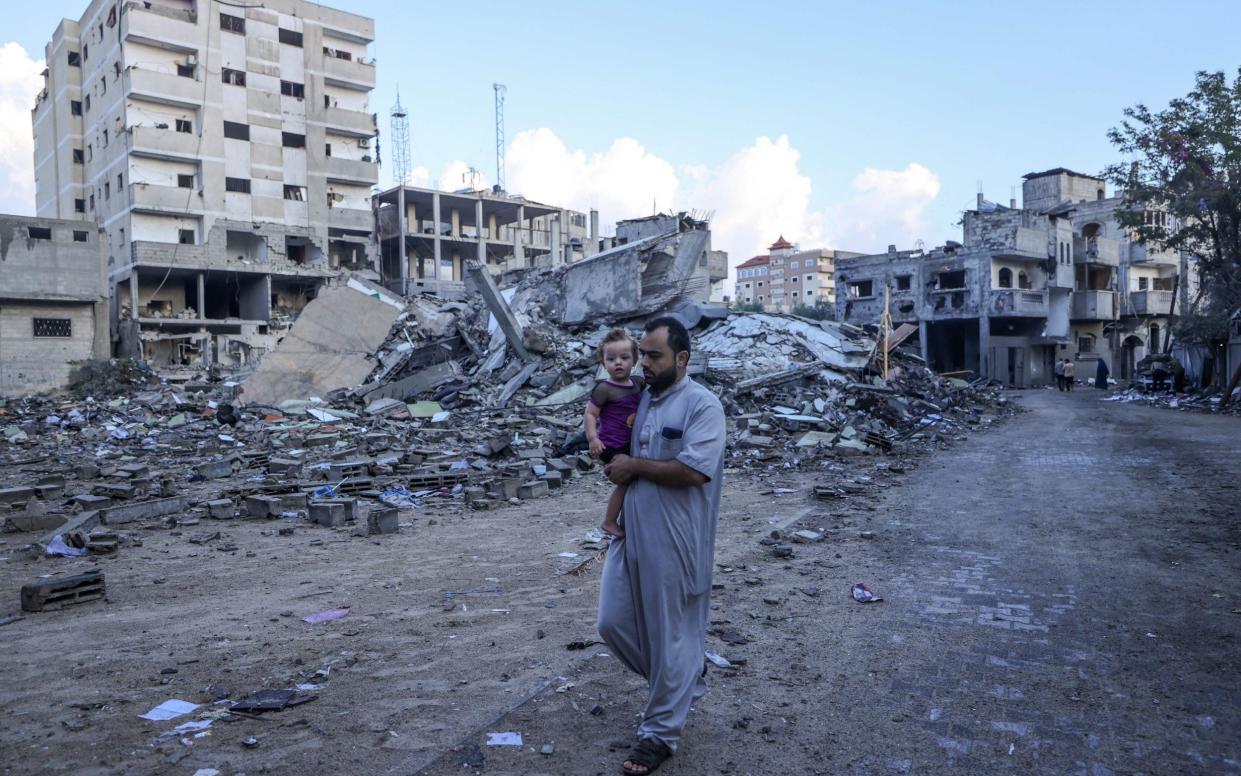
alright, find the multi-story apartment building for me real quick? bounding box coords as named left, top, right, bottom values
left=374, top=185, right=595, bottom=298
left=835, top=168, right=1192, bottom=387
left=736, top=254, right=770, bottom=305
left=758, top=236, right=854, bottom=311
left=32, top=0, right=378, bottom=368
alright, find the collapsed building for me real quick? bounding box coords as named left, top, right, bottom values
left=836, top=168, right=1195, bottom=387
left=31, top=0, right=380, bottom=370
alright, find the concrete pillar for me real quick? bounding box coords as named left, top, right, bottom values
left=397, top=185, right=408, bottom=294
left=451, top=208, right=460, bottom=238
left=475, top=199, right=486, bottom=266
left=128, top=272, right=139, bottom=320
left=514, top=204, right=525, bottom=266
left=488, top=213, right=498, bottom=244
left=196, top=272, right=205, bottom=319
left=589, top=209, right=599, bottom=257
left=919, top=319, right=929, bottom=365
left=432, top=192, right=442, bottom=281
left=979, top=315, right=991, bottom=380
left=550, top=215, right=561, bottom=267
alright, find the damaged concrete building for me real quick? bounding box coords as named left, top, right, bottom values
left=836, top=168, right=1194, bottom=387
left=373, top=185, right=594, bottom=298
left=32, top=0, right=379, bottom=369
left=0, top=216, right=110, bottom=395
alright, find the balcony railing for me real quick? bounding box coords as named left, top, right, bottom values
left=124, top=66, right=203, bottom=108
left=325, top=156, right=378, bottom=185
left=989, top=288, right=1048, bottom=317
left=1128, top=289, right=1174, bottom=316
left=1071, top=289, right=1114, bottom=320
left=323, top=55, right=376, bottom=90
left=127, top=125, right=198, bottom=160
left=1073, top=236, right=1120, bottom=266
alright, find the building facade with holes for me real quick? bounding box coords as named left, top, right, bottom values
left=31, top=0, right=378, bottom=369
left=835, top=168, right=1195, bottom=388
left=0, top=215, right=109, bottom=395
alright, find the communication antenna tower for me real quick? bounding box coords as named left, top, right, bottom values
left=493, top=83, right=507, bottom=191
left=390, top=89, right=411, bottom=185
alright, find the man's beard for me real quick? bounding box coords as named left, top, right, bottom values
left=644, top=364, right=678, bottom=394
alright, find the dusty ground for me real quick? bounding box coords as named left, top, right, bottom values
left=1, top=389, right=1238, bottom=775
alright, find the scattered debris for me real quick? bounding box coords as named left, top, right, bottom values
left=139, top=699, right=200, bottom=721
left=302, top=608, right=350, bottom=624
left=851, top=582, right=883, bottom=603
left=21, top=570, right=105, bottom=612
left=486, top=732, right=524, bottom=747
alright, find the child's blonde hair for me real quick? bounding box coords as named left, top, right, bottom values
left=597, top=328, right=638, bottom=362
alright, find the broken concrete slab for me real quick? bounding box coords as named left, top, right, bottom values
left=100, top=495, right=193, bottom=525
left=467, top=262, right=531, bottom=361
left=517, top=480, right=549, bottom=499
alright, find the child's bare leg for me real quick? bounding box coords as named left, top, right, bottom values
left=601, top=482, right=627, bottom=538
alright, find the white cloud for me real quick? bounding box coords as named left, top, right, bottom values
left=824, top=163, right=941, bottom=251
left=0, top=42, right=44, bottom=215
left=437, top=160, right=489, bottom=192
left=428, top=129, right=942, bottom=296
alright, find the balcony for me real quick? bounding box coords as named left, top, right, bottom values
left=130, top=182, right=201, bottom=214
left=1071, top=290, right=1114, bottom=320
left=1073, top=236, right=1120, bottom=267
left=123, top=1, right=199, bottom=52
left=989, top=288, right=1048, bottom=317
left=708, top=252, right=728, bottom=283
left=992, top=226, right=1049, bottom=261
left=124, top=67, right=203, bottom=109
left=1128, top=289, right=1174, bottom=316
left=328, top=206, right=374, bottom=232
left=323, top=56, right=376, bottom=91
left=127, top=125, right=198, bottom=160
left=1129, top=243, right=1179, bottom=266
left=322, top=106, right=376, bottom=136
left=326, top=156, right=378, bottom=186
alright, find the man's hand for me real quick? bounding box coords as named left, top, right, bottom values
left=603, top=453, right=638, bottom=485
left=588, top=438, right=605, bottom=458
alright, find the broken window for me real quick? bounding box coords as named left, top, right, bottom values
left=177, top=62, right=195, bottom=78
left=33, top=318, right=72, bottom=337
left=1018, top=271, right=1030, bottom=289
left=1138, top=276, right=1148, bottom=291
left=68, top=51, right=80, bottom=67
left=278, top=28, right=303, bottom=47
left=73, top=149, right=84, bottom=164
left=177, top=173, right=195, bottom=189
left=895, top=274, right=911, bottom=290
left=998, top=268, right=1013, bottom=288
left=74, top=198, right=85, bottom=213
left=176, top=118, right=192, bottom=133
left=221, top=68, right=246, bottom=87
left=71, top=100, right=82, bottom=116
left=178, top=229, right=195, bottom=245
left=223, top=121, right=249, bottom=140
left=73, top=230, right=88, bottom=242
left=220, top=13, right=245, bottom=34
left=1078, top=335, right=1095, bottom=353
left=283, top=185, right=306, bottom=201
left=937, top=270, right=966, bottom=289
left=847, top=280, right=873, bottom=299
left=281, top=131, right=305, bottom=148
left=225, top=177, right=251, bottom=194
left=27, top=226, right=52, bottom=240
left=280, top=81, right=304, bottom=99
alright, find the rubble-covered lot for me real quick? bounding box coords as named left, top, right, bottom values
left=0, top=281, right=1024, bottom=773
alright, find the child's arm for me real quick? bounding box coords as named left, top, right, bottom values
left=584, top=401, right=604, bottom=457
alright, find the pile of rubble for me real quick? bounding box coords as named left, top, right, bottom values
left=1102, top=384, right=1241, bottom=416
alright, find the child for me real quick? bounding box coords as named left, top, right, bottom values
left=583, top=328, right=645, bottom=538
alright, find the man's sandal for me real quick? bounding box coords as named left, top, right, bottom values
left=620, top=738, right=672, bottom=775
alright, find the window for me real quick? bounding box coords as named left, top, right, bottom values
left=83, top=44, right=88, bottom=61
left=221, top=68, right=246, bottom=86
left=177, top=173, right=194, bottom=189
left=118, top=227, right=124, bottom=245
left=102, top=128, right=109, bottom=147
left=104, top=181, right=110, bottom=199
left=790, top=276, right=798, bottom=283
left=806, top=274, right=814, bottom=281
left=84, top=94, right=91, bottom=112
left=998, top=267, right=1013, bottom=288
left=225, top=177, right=251, bottom=193
left=114, top=62, right=121, bottom=79
left=937, top=270, right=966, bottom=289
left=27, top=226, right=52, bottom=240
left=757, top=281, right=763, bottom=288
left=280, top=81, right=304, bottom=99
left=1077, top=335, right=1095, bottom=353
left=73, top=149, right=84, bottom=164
left=1138, top=276, right=1148, bottom=291
left=847, top=280, right=874, bottom=299
left=223, top=121, right=249, bottom=140
left=325, top=143, right=332, bottom=157
left=281, top=131, right=305, bottom=148
left=324, top=94, right=332, bottom=108
left=34, top=318, right=72, bottom=338
left=117, top=173, right=123, bottom=190
left=175, top=118, right=192, bottom=133
left=896, top=274, right=911, bottom=290
left=73, top=231, right=88, bottom=242
left=324, top=47, right=353, bottom=61
left=793, top=291, right=799, bottom=297
left=283, top=185, right=306, bottom=201
left=1018, top=271, right=1030, bottom=289
left=68, top=51, right=80, bottom=67
left=278, top=28, right=303, bottom=47
left=220, top=13, right=245, bottom=33
left=179, top=229, right=195, bottom=245
left=86, top=144, right=93, bottom=162
left=89, top=193, right=94, bottom=209
left=177, top=63, right=195, bottom=78
left=74, top=198, right=85, bottom=213
left=71, top=100, right=82, bottom=116
left=100, top=77, right=106, bottom=94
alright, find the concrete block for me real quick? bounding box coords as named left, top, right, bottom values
left=463, top=486, right=489, bottom=505
left=205, top=499, right=234, bottom=519
left=741, top=435, right=774, bottom=448
left=304, top=433, right=339, bottom=448
left=0, top=487, right=35, bottom=504
left=309, top=502, right=347, bottom=527
left=367, top=506, right=399, bottom=535
left=196, top=459, right=236, bottom=480
left=71, top=494, right=112, bottom=510
left=99, top=495, right=193, bottom=525
left=268, top=457, right=303, bottom=476
left=77, top=463, right=100, bottom=480
left=575, top=454, right=595, bottom=471
left=245, top=495, right=282, bottom=518
left=487, top=478, right=522, bottom=501
left=116, top=464, right=150, bottom=479
left=538, top=471, right=564, bottom=490
left=277, top=493, right=308, bottom=512
left=93, top=482, right=137, bottom=500
left=547, top=458, right=574, bottom=476
left=517, top=480, right=549, bottom=499
left=314, top=497, right=357, bottom=521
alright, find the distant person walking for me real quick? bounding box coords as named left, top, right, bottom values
left=1063, top=359, right=1075, bottom=391
left=1095, top=358, right=1110, bottom=390
left=1054, top=359, right=1066, bottom=391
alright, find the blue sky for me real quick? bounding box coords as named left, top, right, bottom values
left=4, top=0, right=1240, bottom=267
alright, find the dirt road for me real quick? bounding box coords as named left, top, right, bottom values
left=1, top=390, right=1237, bottom=775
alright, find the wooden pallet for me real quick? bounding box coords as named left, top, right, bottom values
left=21, top=570, right=106, bottom=612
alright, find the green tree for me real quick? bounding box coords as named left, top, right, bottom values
left=1103, top=69, right=1241, bottom=338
